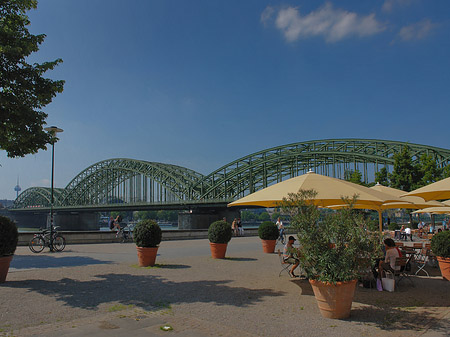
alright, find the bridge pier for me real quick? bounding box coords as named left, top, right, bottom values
left=178, top=209, right=240, bottom=230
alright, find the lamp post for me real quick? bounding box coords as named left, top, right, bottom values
left=44, top=126, right=63, bottom=252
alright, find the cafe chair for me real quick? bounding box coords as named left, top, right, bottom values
left=278, top=249, right=294, bottom=277
left=415, top=248, right=430, bottom=277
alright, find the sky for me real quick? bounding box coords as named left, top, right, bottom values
left=1, top=0, right=450, bottom=200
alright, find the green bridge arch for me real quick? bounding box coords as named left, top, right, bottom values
left=13, top=139, right=450, bottom=209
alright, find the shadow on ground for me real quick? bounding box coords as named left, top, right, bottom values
left=2, top=273, right=285, bottom=311
left=10, top=255, right=111, bottom=270
left=290, top=275, right=450, bottom=333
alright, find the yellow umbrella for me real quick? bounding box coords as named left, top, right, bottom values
left=228, top=171, right=402, bottom=231
left=412, top=206, right=450, bottom=214
left=370, top=183, right=444, bottom=209
left=403, top=177, right=450, bottom=201
left=228, top=171, right=400, bottom=208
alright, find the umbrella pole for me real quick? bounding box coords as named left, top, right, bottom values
left=378, top=210, right=383, bottom=233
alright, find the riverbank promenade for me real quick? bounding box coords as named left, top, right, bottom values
left=2, top=237, right=450, bottom=336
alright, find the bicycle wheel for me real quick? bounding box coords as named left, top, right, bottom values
left=52, top=235, right=66, bottom=252
left=29, top=236, right=45, bottom=253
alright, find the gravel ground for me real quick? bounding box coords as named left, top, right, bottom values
left=1, top=237, right=449, bottom=337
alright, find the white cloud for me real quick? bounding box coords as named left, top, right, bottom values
left=382, top=0, right=414, bottom=13
left=270, top=3, right=385, bottom=43
left=260, top=6, right=274, bottom=26
left=398, top=19, right=435, bottom=41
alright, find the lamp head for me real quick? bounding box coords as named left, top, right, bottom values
left=44, top=126, right=64, bottom=134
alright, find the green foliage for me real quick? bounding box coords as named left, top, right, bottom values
left=258, top=212, right=270, bottom=221
left=271, top=211, right=281, bottom=221
left=0, top=0, right=65, bottom=157
left=240, top=210, right=256, bottom=221
left=208, top=220, right=232, bottom=244
left=414, top=153, right=442, bottom=189
left=431, top=230, right=450, bottom=258
left=375, top=167, right=389, bottom=186
left=347, top=170, right=364, bottom=185
left=389, top=146, right=416, bottom=192
left=387, top=222, right=400, bottom=231
left=133, top=219, right=162, bottom=247
left=258, top=221, right=279, bottom=240
left=366, top=219, right=379, bottom=232
left=0, top=216, right=18, bottom=256
left=280, top=189, right=382, bottom=284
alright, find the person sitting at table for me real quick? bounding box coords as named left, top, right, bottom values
left=283, top=236, right=300, bottom=278
left=377, top=238, right=401, bottom=279
left=399, top=225, right=406, bottom=240
left=404, top=226, right=413, bottom=241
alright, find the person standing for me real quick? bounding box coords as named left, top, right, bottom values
left=276, top=217, right=284, bottom=241
left=237, top=218, right=243, bottom=236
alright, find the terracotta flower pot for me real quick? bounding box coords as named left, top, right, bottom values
left=136, top=246, right=159, bottom=267
left=309, top=279, right=357, bottom=319
left=209, top=242, right=228, bottom=259
left=261, top=239, right=276, bottom=253
left=437, top=256, right=450, bottom=281
left=0, top=255, right=13, bottom=283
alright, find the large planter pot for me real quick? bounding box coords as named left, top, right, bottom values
left=136, top=246, right=159, bottom=267
left=0, top=255, right=13, bottom=283
left=209, top=242, right=228, bottom=259
left=309, top=279, right=357, bottom=319
left=261, top=239, right=276, bottom=253
left=437, top=257, right=450, bottom=281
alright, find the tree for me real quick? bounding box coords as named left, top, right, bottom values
left=348, top=170, right=363, bottom=185
left=258, top=212, right=270, bottom=221
left=0, top=0, right=64, bottom=157
left=414, top=153, right=442, bottom=189
left=389, top=146, right=417, bottom=192
left=374, top=167, right=389, bottom=186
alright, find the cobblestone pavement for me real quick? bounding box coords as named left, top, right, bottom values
left=1, top=237, right=449, bottom=336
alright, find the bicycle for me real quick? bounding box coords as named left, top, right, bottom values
left=29, top=226, right=66, bottom=253
left=116, top=224, right=134, bottom=243
left=277, top=229, right=286, bottom=246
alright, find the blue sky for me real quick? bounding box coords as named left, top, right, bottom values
left=1, top=0, right=450, bottom=200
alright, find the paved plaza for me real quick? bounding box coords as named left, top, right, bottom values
left=1, top=236, right=449, bottom=336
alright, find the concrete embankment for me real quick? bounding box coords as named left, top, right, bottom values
left=18, top=228, right=260, bottom=245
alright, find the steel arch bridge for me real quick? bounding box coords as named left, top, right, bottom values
left=13, top=139, right=450, bottom=209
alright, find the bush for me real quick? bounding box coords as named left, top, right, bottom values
left=431, top=230, right=450, bottom=258
left=208, top=220, right=232, bottom=244
left=258, top=221, right=279, bottom=240
left=387, top=222, right=399, bottom=231
left=280, top=190, right=382, bottom=284
left=0, top=216, right=19, bottom=256
left=133, top=219, right=162, bottom=247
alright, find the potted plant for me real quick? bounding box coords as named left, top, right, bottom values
left=280, top=189, right=381, bottom=319
left=133, top=219, right=162, bottom=267
left=258, top=221, right=279, bottom=253
left=0, top=216, right=19, bottom=283
left=208, top=220, right=232, bottom=259
left=431, top=230, right=450, bottom=281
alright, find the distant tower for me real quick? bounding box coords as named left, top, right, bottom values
left=14, top=176, right=21, bottom=199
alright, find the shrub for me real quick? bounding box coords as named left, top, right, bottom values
left=431, top=230, right=450, bottom=258
left=208, top=220, right=232, bottom=244
left=258, top=221, right=279, bottom=240
left=280, top=189, right=382, bottom=284
left=387, top=222, right=399, bottom=231
left=133, top=219, right=162, bottom=247
left=0, top=216, right=19, bottom=256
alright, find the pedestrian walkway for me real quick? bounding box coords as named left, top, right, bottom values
left=2, top=237, right=449, bottom=336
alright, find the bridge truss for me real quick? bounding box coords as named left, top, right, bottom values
left=13, top=139, right=450, bottom=209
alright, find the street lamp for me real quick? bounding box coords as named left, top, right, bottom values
left=44, top=126, right=63, bottom=252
